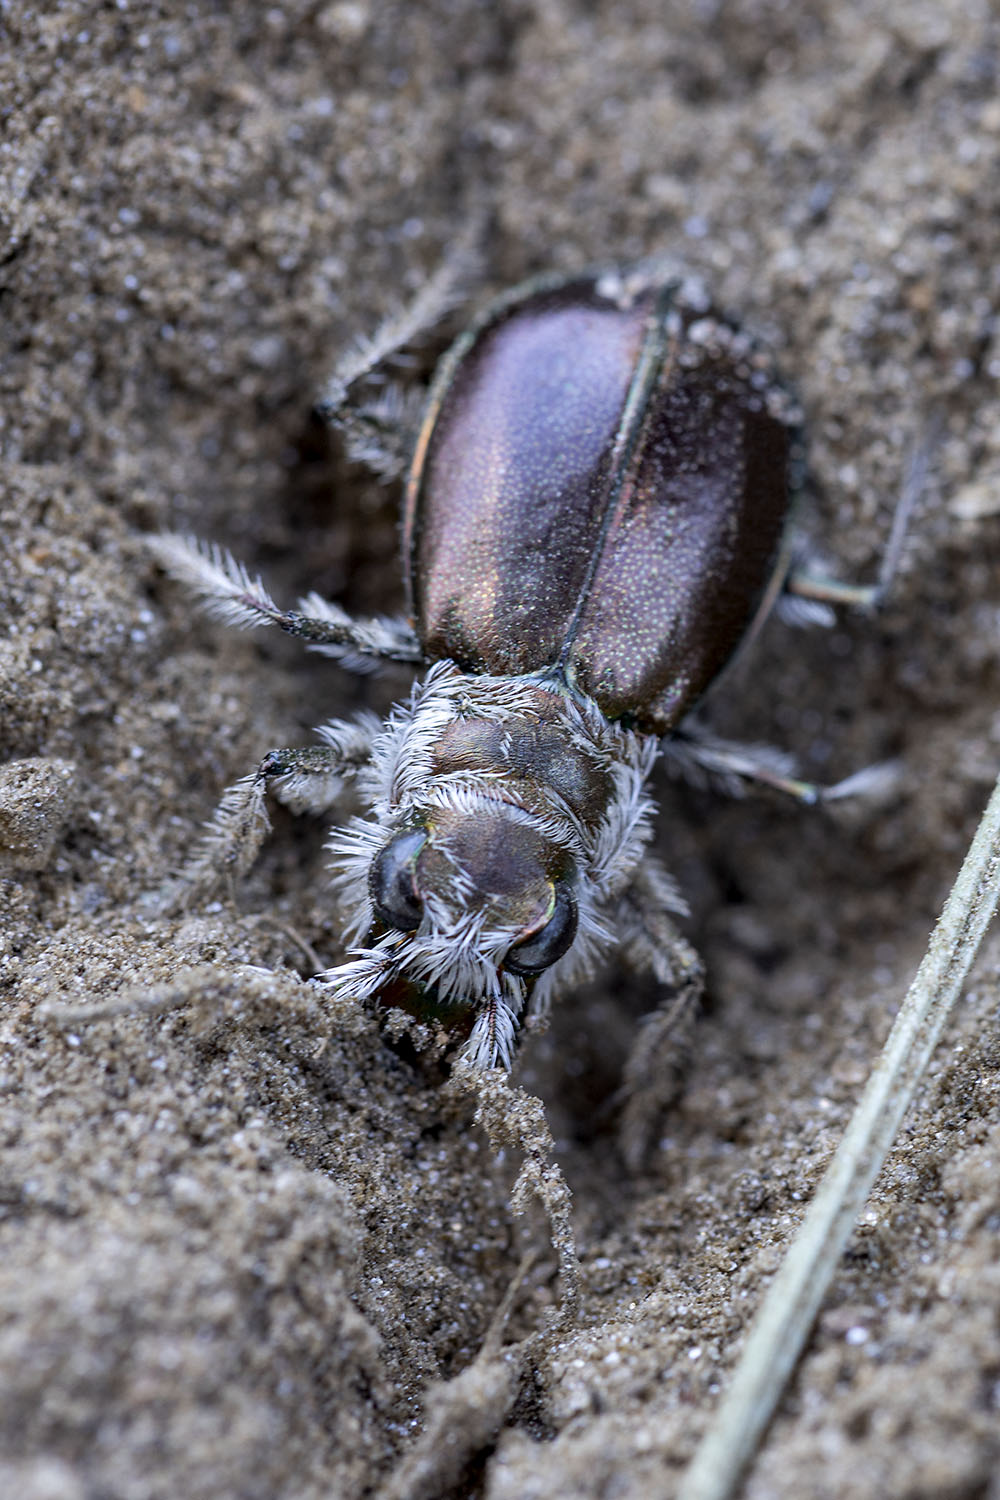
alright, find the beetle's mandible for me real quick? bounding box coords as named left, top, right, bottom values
left=152, top=267, right=873, bottom=1071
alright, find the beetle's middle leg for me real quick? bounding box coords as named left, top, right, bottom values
left=614, top=855, right=705, bottom=1171
left=656, top=423, right=926, bottom=806
left=661, top=723, right=900, bottom=806
left=148, top=534, right=423, bottom=668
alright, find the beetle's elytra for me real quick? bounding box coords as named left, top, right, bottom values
left=152, top=267, right=823, bottom=1072
left=406, top=274, right=795, bottom=729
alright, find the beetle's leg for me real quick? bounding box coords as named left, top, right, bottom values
left=332, top=382, right=428, bottom=482
left=663, top=724, right=811, bottom=799
left=316, top=238, right=480, bottom=479
left=662, top=724, right=900, bottom=806
left=779, top=545, right=892, bottom=622
left=317, top=249, right=477, bottom=417
left=167, top=720, right=377, bottom=906
left=662, top=726, right=821, bottom=803
left=148, top=534, right=423, bottom=666
left=782, top=421, right=932, bottom=619
left=614, top=855, right=705, bottom=1172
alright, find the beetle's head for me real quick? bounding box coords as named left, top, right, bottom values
left=370, top=807, right=578, bottom=977
left=324, top=799, right=586, bottom=1067
left=320, top=665, right=660, bottom=1067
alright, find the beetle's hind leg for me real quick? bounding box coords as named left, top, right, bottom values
left=317, top=235, right=481, bottom=481
left=614, top=856, right=705, bottom=1172
left=159, top=720, right=377, bottom=910
left=781, top=420, right=933, bottom=622
left=148, top=534, right=422, bottom=668
left=656, top=424, right=929, bottom=804
left=778, top=536, right=895, bottom=625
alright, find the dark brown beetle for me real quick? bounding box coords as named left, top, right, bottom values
left=152, top=267, right=867, bottom=1071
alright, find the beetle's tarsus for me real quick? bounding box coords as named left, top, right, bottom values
left=818, top=758, right=903, bottom=804
left=664, top=726, right=901, bottom=808
left=784, top=570, right=886, bottom=613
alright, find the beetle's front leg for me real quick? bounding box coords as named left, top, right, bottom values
left=165, top=717, right=377, bottom=908
left=614, top=856, right=705, bottom=1172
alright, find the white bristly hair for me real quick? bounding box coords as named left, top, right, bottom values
left=316, top=664, right=660, bottom=1068
left=147, top=535, right=281, bottom=630
left=147, top=534, right=421, bottom=666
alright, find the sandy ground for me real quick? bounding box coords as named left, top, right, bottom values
left=3, top=2, right=1000, bottom=1497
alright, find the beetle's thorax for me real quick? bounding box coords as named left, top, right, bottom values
left=324, top=661, right=659, bottom=1066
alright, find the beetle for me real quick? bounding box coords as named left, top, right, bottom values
left=151, top=265, right=883, bottom=1077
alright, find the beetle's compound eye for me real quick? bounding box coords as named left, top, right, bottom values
left=505, top=881, right=578, bottom=977
left=370, top=829, right=426, bottom=932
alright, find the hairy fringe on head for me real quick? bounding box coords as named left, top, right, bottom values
left=321, top=665, right=659, bottom=1064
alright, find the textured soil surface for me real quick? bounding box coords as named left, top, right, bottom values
left=3, top=3, right=1000, bottom=1498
